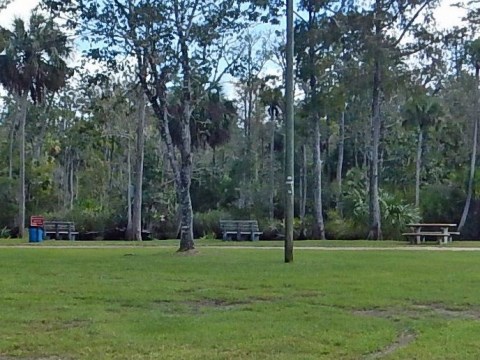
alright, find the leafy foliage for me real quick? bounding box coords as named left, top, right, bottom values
left=341, top=168, right=421, bottom=239
left=0, top=15, right=72, bottom=101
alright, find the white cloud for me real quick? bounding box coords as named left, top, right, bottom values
left=434, top=0, right=466, bottom=30
left=0, top=0, right=40, bottom=28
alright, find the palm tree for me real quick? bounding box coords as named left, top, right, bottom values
left=259, top=79, right=282, bottom=222
left=404, top=91, right=443, bottom=208
left=0, top=13, right=72, bottom=237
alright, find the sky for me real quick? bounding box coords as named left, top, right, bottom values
left=0, top=0, right=39, bottom=27
left=0, top=0, right=468, bottom=69
left=0, top=0, right=467, bottom=29
left=0, top=0, right=470, bottom=101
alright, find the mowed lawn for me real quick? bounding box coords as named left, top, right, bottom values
left=1, top=248, right=480, bottom=359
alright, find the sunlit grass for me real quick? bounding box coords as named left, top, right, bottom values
left=1, top=248, right=480, bottom=359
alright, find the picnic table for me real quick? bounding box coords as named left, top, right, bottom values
left=402, top=223, right=459, bottom=244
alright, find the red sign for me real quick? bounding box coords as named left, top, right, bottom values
left=30, top=216, right=44, bottom=227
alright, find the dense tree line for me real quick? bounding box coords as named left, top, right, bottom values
left=1, top=0, right=480, bottom=247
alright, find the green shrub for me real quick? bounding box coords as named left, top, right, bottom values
left=0, top=177, right=17, bottom=229
left=193, top=210, right=232, bottom=238
left=381, top=192, right=420, bottom=239
left=339, top=167, right=421, bottom=240
left=325, top=210, right=366, bottom=240
left=420, top=184, right=464, bottom=223
left=44, top=208, right=121, bottom=233
left=259, top=218, right=284, bottom=240
left=0, top=227, right=11, bottom=239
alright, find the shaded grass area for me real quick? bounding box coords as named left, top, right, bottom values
left=3, top=238, right=480, bottom=248
left=0, top=238, right=409, bottom=247
left=1, top=249, right=480, bottom=358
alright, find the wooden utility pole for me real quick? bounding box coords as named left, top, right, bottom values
left=285, top=0, right=294, bottom=263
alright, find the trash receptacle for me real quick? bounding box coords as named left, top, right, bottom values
left=29, top=216, right=45, bottom=243
left=29, top=227, right=38, bottom=242
left=29, top=227, right=44, bottom=242
left=38, top=227, right=44, bottom=242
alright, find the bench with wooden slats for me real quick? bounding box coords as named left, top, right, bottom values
left=219, top=220, right=262, bottom=241
left=44, top=221, right=79, bottom=241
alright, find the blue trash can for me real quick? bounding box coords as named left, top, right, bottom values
left=29, top=227, right=44, bottom=243
left=29, top=227, right=38, bottom=243
left=38, top=227, right=44, bottom=242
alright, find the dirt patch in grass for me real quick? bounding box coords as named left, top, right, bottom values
left=188, top=298, right=263, bottom=314
left=354, top=303, right=480, bottom=321
left=353, top=308, right=420, bottom=320
left=27, top=319, right=90, bottom=332
left=366, top=330, right=416, bottom=359
left=152, top=296, right=273, bottom=314
left=175, top=249, right=200, bottom=256
left=413, top=303, right=480, bottom=320
left=186, top=298, right=250, bottom=308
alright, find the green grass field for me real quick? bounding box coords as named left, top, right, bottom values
left=1, top=246, right=480, bottom=359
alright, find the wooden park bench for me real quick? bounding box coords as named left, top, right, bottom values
left=44, top=221, right=79, bottom=241
left=402, top=223, right=460, bottom=244
left=219, top=220, right=262, bottom=241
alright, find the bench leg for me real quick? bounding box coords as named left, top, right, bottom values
left=441, top=227, right=449, bottom=244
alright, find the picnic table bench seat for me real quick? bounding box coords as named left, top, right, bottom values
left=402, top=223, right=459, bottom=244
left=44, top=221, right=78, bottom=241
left=220, top=220, right=262, bottom=241
left=401, top=232, right=459, bottom=236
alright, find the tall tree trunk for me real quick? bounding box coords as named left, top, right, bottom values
left=177, top=15, right=195, bottom=251
left=212, top=147, right=216, bottom=169
left=139, top=62, right=184, bottom=245
left=336, top=111, right=345, bottom=214
left=69, top=156, right=75, bottom=210
left=269, top=109, right=275, bottom=221
left=306, top=5, right=325, bottom=240
left=149, top=87, right=193, bottom=249
left=245, top=86, right=254, bottom=208
left=415, top=127, right=423, bottom=208
left=179, top=144, right=194, bottom=249
left=8, top=116, right=17, bottom=179
left=131, top=92, right=146, bottom=241
left=126, top=139, right=133, bottom=239
left=299, top=144, right=307, bottom=238
left=459, top=66, right=480, bottom=232
left=313, top=118, right=326, bottom=240
left=368, top=57, right=382, bottom=240
left=354, top=133, right=358, bottom=168
left=63, top=150, right=69, bottom=210
left=18, top=93, right=28, bottom=238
